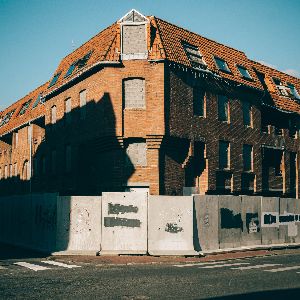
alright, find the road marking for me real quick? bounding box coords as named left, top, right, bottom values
left=199, top=262, right=250, bottom=269
left=265, top=265, right=300, bottom=273
left=174, top=261, right=232, bottom=267
left=231, top=264, right=281, bottom=270
left=14, top=262, right=50, bottom=271
left=41, top=261, right=81, bottom=269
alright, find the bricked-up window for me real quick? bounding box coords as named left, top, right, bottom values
left=14, top=132, right=18, bottom=148
left=193, top=88, right=205, bottom=116
left=237, top=65, right=252, bottom=80
left=122, top=24, right=147, bottom=60
left=64, top=97, right=72, bottom=125
left=243, top=145, right=253, bottom=171
left=218, top=95, right=229, bottom=122
left=243, top=101, right=252, bottom=127
left=214, top=57, right=231, bottom=73
left=65, top=144, right=72, bottom=173
left=79, top=90, right=87, bottom=120
left=126, top=140, right=147, bottom=167
left=51, top=105, right=57, bottom=125
left=219, top=141, right=230, bottom=169
left=123, top=78, right=145, bottom=109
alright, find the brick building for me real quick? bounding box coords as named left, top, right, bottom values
left=1, top=9, right=300, bottom=197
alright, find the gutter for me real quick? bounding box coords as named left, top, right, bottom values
left=43, top=60, right=121, bottom=101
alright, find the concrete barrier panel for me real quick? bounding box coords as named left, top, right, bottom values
left=56, top=196, right=102, bottom=254
left=279, top=198, right=300, bottom=244
left=219, top=196, right=242, bottom=249
left=241, top=196, right=262, bottom=247
left=194, top=195, right=219, bottom=251
left=101, top=192, right=147, bottom=255
left=261, top=197, right=280, bottom=245
left=148, top=196, right=198, bottom=255
left=31, top=193, right=57, bottom=252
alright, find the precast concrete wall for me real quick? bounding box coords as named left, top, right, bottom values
left=241, top=196, right=262, bottom=247
left=101, top=192, right=147, bottom=255
left=56, top=196, right=102, bottom=254
left=194, top=195, right=219, bottom=251
left=219, top=196, right=242, bottom=249
left=148, top=196, right=198, bottom=255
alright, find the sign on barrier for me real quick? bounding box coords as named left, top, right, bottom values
left=148, top=196, right=198, bottom=255
left=241, top=196, right=262, bottom=247
left=56, top=196, right=102, bottom=254
left=101, top=192, right=147, bottom=255
left=194, top=195, right=219, bottom=251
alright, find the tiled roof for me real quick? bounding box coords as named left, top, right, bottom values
left=0, top=82, right=48, bottom=136
left=154, top=17, right=264, bottom=91
left=252, top=60, right=300, bottom=114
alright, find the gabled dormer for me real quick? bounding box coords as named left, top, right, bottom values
left=119, top=9, right=149, bottom=60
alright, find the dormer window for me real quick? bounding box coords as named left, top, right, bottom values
left=273, top=77, right=291, bottom=97
left=182, top=42, right=206, bottom=70
left=237, top=65, right=252, bottom=80
left=119, top=9, right=149, bottom=60
left=288, top=83, right=300, bottom=100
left=214, top=57, right=231, bottom=73
left=19, top=99, right=32, bottom=115
left=48, top=73, right=61, bottom=88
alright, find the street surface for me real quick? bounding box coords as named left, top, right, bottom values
left=0, top=245, right=300, bottom=299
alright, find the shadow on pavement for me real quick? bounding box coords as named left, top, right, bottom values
left=0, top=243, right=49, bottom=260
left=206, top=288, right=300, bottom=300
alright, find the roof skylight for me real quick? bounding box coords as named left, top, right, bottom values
left=77, top=51, right=92, bottom=69
left=19, top=99, right=32, bottom=115
left=32, top=94, right=41, bottom=109
left=237, top=65, right=252, bottom=79
left=214, top=57, right=231, bottom=73
left=65, top=64, right=76, bottom=77
left=48, top=73, right=61, bottom=88
left=0, top=110, right=15, bottom=127
left=182, top=42, right=206, bottom=70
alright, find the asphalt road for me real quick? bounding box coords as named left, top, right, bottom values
left=1, top=250, right=300, bottom=299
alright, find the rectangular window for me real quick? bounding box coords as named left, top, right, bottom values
left=214, top=57, right=231, bottom=73
left=79, top=90, right=87, bottom=120
left=65, top=145, right=72, bottom=173
left=193, top=88, right=205, bottom=116
left=243, top=145, right=253, bottom=171
left=243, top=101, right=252, bottom=127
left=51, top=105, right=57, bottom=124
left=288, top=83, right=300, bottom=100
left=124, top=78, right=146, bottom=109
left=218, top=95, right=229, bottom=122
left=237, top=65, right=252, bottom=79
left=65, top=98, right=72, bottom=124
left=219, top=141, right=230, bottom=169
left=182, top=42, right=206, bottom=70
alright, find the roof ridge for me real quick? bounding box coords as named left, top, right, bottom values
left=154, top=16, right=246, bottom=55
left=251, top=59, right=300, bottom=81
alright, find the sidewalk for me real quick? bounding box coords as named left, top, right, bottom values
left=53, top=248, right=300, bottom=266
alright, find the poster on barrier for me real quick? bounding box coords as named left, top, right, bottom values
left=101, top=192, right=147, bottom=255
left=148, top=196, right=199, bottom=256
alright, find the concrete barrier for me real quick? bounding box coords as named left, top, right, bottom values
left=148, top=196, right=198, bottom=255
left=261, top=197, right=280, bottom=245
left=219, top=196, right=242, bottom=249
left=194, top=195, right=219, bottom=251
left=241, top=196, right=262, bottom=247
left=101, top=192, right=147, bottom=255
left=56, top=196, right=102, bottom=254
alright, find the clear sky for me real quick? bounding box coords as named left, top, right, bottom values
left=0, top=0, right=300, bottom=110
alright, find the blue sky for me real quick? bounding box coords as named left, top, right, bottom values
left=0, top=0, right=300, bottom=110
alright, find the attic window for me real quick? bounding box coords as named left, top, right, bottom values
left=19, top=99, right=32, bottom=115
left=48, top=73, right=61, bottom=88
left=65, top=64, right=76, bottom=77
left=214, top=57, right=231, bottom=73
left=77, top=52, right=92, bottom=69
left=273, top=77, right=291, bottom=97
left=288, top=83, right=300, bottom=100
left=182, top=42, right=206, bottom=70
left=237, top=65, right=252, bottom=79
left=0, top=109, right=15, bottom=127
left=32, top=94, right=42, bottom=109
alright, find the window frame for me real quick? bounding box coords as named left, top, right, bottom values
left=217, top=94, right=230, bottom=123
left=237, top=65, right=252, bottom=80
left=242, top=101, right=252, bottom=127
left=219, top=140, right=230, bottom=170
left=243, top=144, right=253, bottom=172
left=214, top=56, right=232, bottom=73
